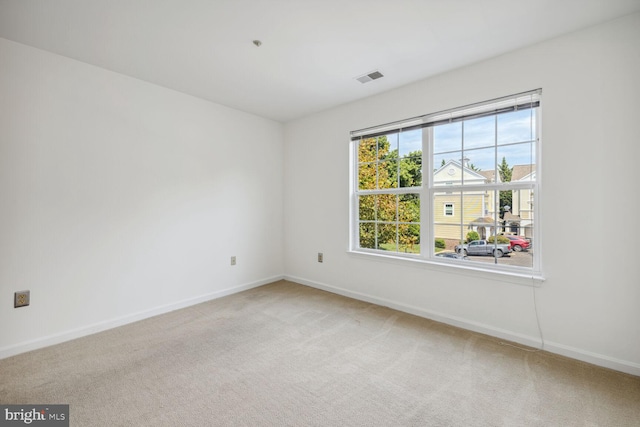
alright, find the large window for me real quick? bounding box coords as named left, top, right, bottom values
left=351, top=90, right=541, bottom=276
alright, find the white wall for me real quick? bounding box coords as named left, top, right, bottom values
left=284, top=13, right=640, bottom=375
left=0, top=38, right=284, bottom=357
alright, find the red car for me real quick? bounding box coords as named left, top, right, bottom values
left=502, top=235, right=530, bottom=252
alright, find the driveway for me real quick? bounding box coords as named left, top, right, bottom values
left=464, top=250, right=534, bottom=268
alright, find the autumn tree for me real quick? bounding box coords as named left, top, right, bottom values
left=357, top=136, right=421, bottom=252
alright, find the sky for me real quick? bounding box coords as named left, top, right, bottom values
left=386, top=109, right=537, bottom=172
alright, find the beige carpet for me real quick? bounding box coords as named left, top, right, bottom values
left=1, top=280, right=639, bottom=426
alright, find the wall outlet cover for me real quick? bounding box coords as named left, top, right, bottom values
left=14, top=290, right=30, bottom=308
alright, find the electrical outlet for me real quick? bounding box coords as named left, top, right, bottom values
left=14, top=290, right=30, bottom=308
left=231, top=256, right=236, bottom=266
left=318, top=252, right=323, bottom=263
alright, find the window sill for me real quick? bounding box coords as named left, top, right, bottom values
left=347, top=249, right=545, bottom=286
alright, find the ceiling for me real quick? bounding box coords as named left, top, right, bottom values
left=1, top=0, right=639, bottom=122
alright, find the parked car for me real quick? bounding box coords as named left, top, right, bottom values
left=435, top=251, right=467, bottom=260
left=502, top=235, right=530, bottom=252
left=454, top=240, right=512, bottom=257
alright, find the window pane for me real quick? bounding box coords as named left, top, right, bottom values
left=399, top=194, right=420, bottom=223
left=463, top=115, right=495, bottom=150
left=511, top=164, right=536, bottom=183
left=377, top=223, right=397, bottom=251
left=399, top=156, right=422, bottom=187
left=377, top=194, right=397, bottom=222
left=433, top=190, right=460, bottom=223
left=499, top=218, right=534, bottom=268
left=358, top=162, right=377, bottom=190
left=377, top=135, right=393, bottom=161
left=378, top=160, right=398, bottom=189
left=359, top=223, right=376, bottom=249
left=386, top=132, right=399, bottom=157
left=399, top=128, right=422, bottom=158
left=433, top=122, right=461, bottom=154
left=433, top=224, right=464, bottom=255
left=511, top=187, right=535, bottom=220
left=359, top=195, right=376, bottom=221
left=520, top=224, right=534, bottom=247
left=497, top=142, right=534, bottom=181
left=464, top=147, right=495, bottom=179
left=498, top=109, right=535, bottom=145
left=462, top=191, right=496, bottom=231
left=501, top=232, right=533, bottom=268
left=433, top=152, right=463, bottom=185
left=433, top=191, right=495, bottom=228
left=499, top=189, right=512, bottom=217
left=358, top=138, right=377, bottom=163
left=398, top=224, right=420, bottom=253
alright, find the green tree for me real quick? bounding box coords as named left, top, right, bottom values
left=357, top=136, right=396, bottom=249
left=398, top=193, right=420, bottom=252
left=487, top=235, right=510, bottom=244
left=393, top=152, right=421, bottom=251
left=498, top=157, right=512, bottom=182
left=498, top=157, right=512, bottom=217
left=357, top=136, right=421, bottom=252
left=357, top=137, right=383, bottom=248
left=358, top=137, right=390, bottom=190
left=386, top=149, right=422, bottom=188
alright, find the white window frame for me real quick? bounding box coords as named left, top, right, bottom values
left=444, top=203, right=454, bottom=216
left=349, top=89, right=543, bottom=281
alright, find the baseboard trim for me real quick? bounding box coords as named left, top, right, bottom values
left=0, top=275, right=283, bottom=360
left=285, top=275, right=640, bottom=377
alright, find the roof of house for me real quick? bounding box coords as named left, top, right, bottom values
left=511, top=164, right=536, bottom=181
left=503, top=212, right=522, bottom=222
left=477, top=170, right=498, bottom=183
left=470, top=217, right=499, bottom=226
left=434, top=160, right=492, bottom=183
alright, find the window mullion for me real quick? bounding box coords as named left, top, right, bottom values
left=460, top=120, right=465, bottom=245
left=422, top=127, right=432, bottom=259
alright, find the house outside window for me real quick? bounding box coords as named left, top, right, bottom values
left=351, top=89, right=541, bottom=276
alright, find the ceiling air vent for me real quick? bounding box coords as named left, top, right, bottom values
left=355, top=70, right=384, bottom=84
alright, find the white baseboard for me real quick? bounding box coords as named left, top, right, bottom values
left=0, top=275, right=283, bottom=360
left=284, top=275, right=640, bottom=377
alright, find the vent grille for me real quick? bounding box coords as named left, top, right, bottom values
left=355, top=70, right=384, bottom=84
